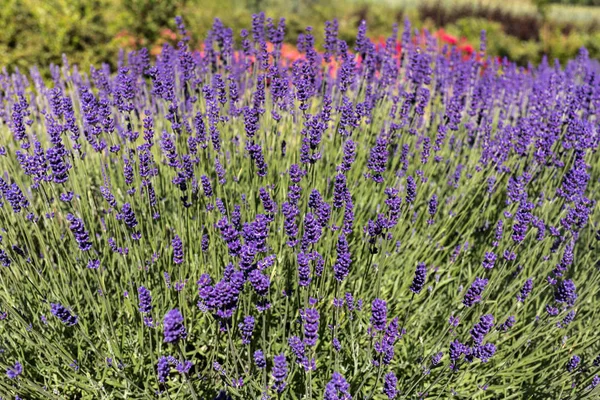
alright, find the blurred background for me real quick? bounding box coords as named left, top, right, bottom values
left=1, top=0, right=600, bottom=74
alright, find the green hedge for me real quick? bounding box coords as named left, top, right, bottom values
left=1, top=0, right=599, bottom=75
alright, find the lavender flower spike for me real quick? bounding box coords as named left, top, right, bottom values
left=163, top=309, right=187, bottom=343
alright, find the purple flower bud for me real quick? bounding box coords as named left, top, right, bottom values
left=449, top=340, right=467, bottom=370
left=409, top=262, right=427, bottom=294
left=431, top=352, right=443, bottom=366
left=6, top=362, right=23, bottom=379
left=470, top=314, right=494, bottom=345
left=239, top=315, right=255, bottom=345
left=339, top=139, right=357, bottom=172
left=517, top=278, right=533, bottom=303
left=406, top=176, right=416, bottom=204
left=324, top=371, right=351, bottom=400
left=272, top=353, right=288, bottom=393
left=172, top=234, right=184, bottom=264
left=566, top=355, right=580, bottom=372
left=473, top=343, right=496, bottom=363
left=302, top=307, right=319, bottom=346
left=50, top=303, right=78, bottom=326
left=383, top=371, right=398, bottom=399
left=254, top=350, right=266, bottom=369
left=120, top=203, right=138, bottom=229
left=371, top=298, right=387, bottom=331
left=66, top=214, right=92, bottom=251
left=463, top=277, right=488, bottom=307
left=498, top=316, right=516, bottom=332
left=427, top=194, right=438, bottom=224
left=334, top=234, right=351, bottom=282
left=482, top=252, right=496, bottom=270
left=297, top=251, right=312, bottom=287
left=201, top=175, right=213, bottom=197
left=555, top=279, right=577, bottom=306
left=157, top=356, right=170, bottom=383
left=138, top=286, right=152, bottom=313
left=367, top=136, right=388, bottom=183
left=163, top=309, right=186, bottom=343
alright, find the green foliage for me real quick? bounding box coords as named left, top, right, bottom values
left=0, top=0, right=116, bottom=72
left=1, top=0, right=600, bottom=74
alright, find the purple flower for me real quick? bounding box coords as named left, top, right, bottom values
left=384, top=188, right=402, bottom=228
left=259, top=187, right=278, bottom=216
left=406, top=176, right=417, bottom=204
left=302, top=307, right=319, bottom=346
left=449, top=340, right=467, bottom=370
left=557, top=310, right=576, bottom=328
left=289, top=164, right=305, bottom=183
left=201, top=175, right=213, bottom=197
left=163, top=309, right=186, bottom=343
left=367, top=135, right=388, bottom=183
left=472, top=343, right=496, bottom=363
left=431, top=352, right=443, bottom=366
left=249, top=269, right=270, bottom=297
left=546, top=305, right=559, bottom=316
left=246, top=142, right=268, bottom=177
left=175, top=360, right=193, bottom=375
left=0, top=249, right=10, bottom=267
left=343, top=199, right=355, bottom=235
left=6, top=362, right=22, bottom=379
left=589, top=375, right=600, bottom=390
left=172, top=234, right=184, bottom=264
left=201, top=234, right=209, bottom=252
left=301, top=212, right=322, bottom=251
left=371, top=298, right=387, bottom=331
left=566, top=355, right=580, bottom=372
left=297, top=251, right=312, bottom=287
left=512, top=201, right=534, bottom=243
left=427, top=194, right=438, bottom=224
left=493, top=220, right=503, bottom=246
left=334, top=234, right=351, bottom=282
left=323, top=19, right=339, bottom=62
left=333, top=337, right=342, bottom=351
left=517, top=279, right=533, bottom=303
left=339, top=139, right=356, bottom=172
left=470, top=314, right=494, bottom=345
left=383, top=371, right=398, bottom=399
left=449, top=315, right=460, bottom=327
left=498, top=316, right=516, bottom=332
left=50, top=303, right=78, bottom=326
left=46, top=146, right=69, bottom=184
left=66, top=214, right=92, bottom=251
left=254, top=350, right=266, bottom=369
left=463, top=277, right=488, bottom=307
left=288, top=335, right=306, bottom=364
left=555, top=279, right=577, bottom=306
left=272, top=353, right=288, bottom=393
left=482, top=252, right=496, bottom=270
left=157, top=356, right=170, bottom=383
left=409, top=262, right=427, bottom=294
left=282, top=202, right=299, bottom=246
left=324, top=371, right=351, bottom=400
left=138, top=286, right=152, bottom=313
left=120, top=203, right=138, bottom=229
left=239, top=315, right=255, bottom=345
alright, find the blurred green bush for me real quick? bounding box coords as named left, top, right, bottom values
left=1, top=0, right=599, bottom=75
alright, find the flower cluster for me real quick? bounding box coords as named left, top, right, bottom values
left=0, top=13, right=597, bottom=400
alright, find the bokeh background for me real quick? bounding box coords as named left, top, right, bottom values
left=2, top=0, right=600, bottom=75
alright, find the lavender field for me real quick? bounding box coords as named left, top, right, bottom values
left=0, top=14, right=599, bottom=399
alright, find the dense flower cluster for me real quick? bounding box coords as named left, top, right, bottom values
left=0, top=13, right=598, bottom=400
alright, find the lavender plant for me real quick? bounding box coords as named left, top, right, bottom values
left=0, top=14, right=599, bottom=399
